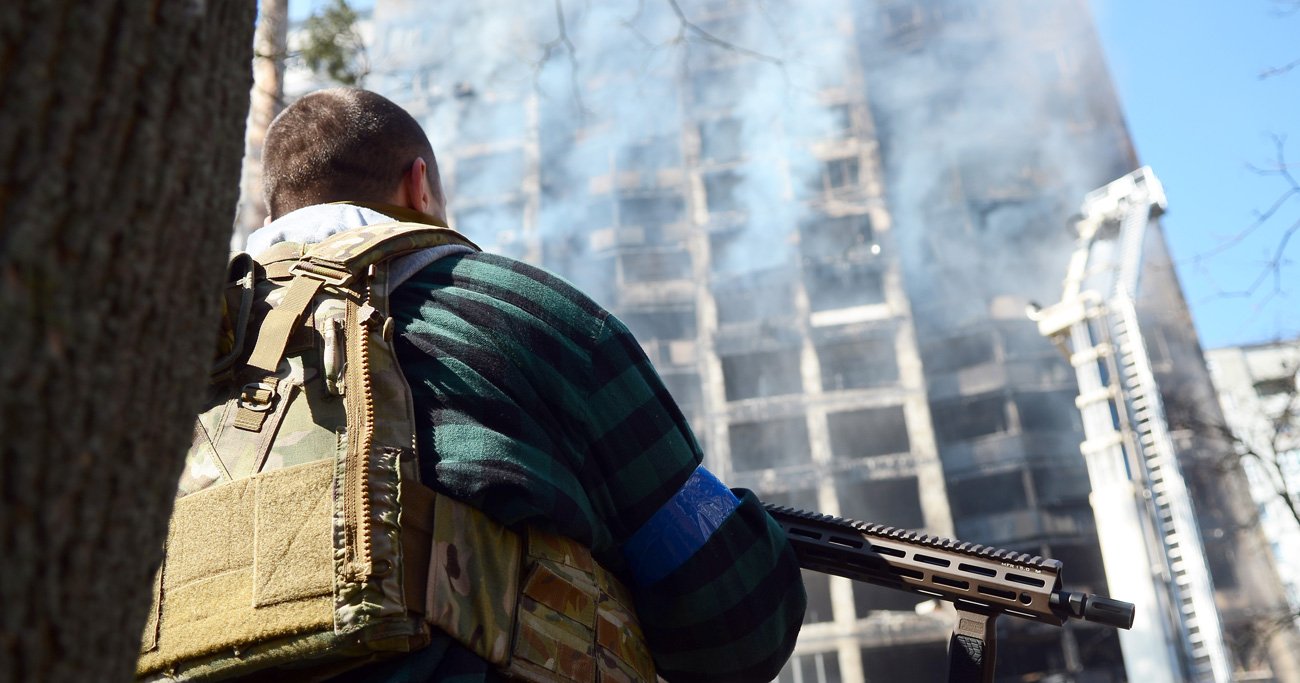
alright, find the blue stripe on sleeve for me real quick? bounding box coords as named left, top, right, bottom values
left=622, top=466, right=740, bottom=587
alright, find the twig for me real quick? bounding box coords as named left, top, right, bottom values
left=664, top=0, right=783, bottom=66
left=1185, top=135, right=1300, bottom=310
left=535, top=0, right=588, bottom=120
left=1260, top=57, right=1300, bottom=80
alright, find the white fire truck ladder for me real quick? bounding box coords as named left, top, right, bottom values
left=1030, top=168, right=1232, bottom=683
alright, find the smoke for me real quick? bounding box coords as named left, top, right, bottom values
left=365, top=0, right=1136, bottom=325
left=363, top=0, right=1136, bottom=519
left=369, top=0, right=861, bottom=298
left=858, top=0, right=1134, bottom=328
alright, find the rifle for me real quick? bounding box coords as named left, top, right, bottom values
left=764, top=504, right=1135, bottom=683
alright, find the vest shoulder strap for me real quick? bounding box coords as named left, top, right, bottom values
left=291, top=223, right=481, bottom=285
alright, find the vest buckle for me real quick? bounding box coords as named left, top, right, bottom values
left=238, top=381, right=277, bottom=412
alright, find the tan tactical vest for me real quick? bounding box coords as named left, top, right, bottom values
left=137, top=222, right=656, bottom=682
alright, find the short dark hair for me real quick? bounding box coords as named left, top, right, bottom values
left=262, top=88, right=440, bottom=218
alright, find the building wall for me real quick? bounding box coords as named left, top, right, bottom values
left=1206, top=341, right=1300, bottom=671
left=359, top=0, right=1294, bottom=680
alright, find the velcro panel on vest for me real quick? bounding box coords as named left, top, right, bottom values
left=593, top=567, right=655, bottom=683
left=512, top=604, right=596, bottom=683
left=137, top=460, right=335, bottom=676
left=511, top=546, right=597, bottom=683
left=426, top=494, right=521, bottom=666
left=253, top=461, right=335, bottom=606
left=422, top=494, right=656, bottom=682
left=507, top=530, right=656, bottom=683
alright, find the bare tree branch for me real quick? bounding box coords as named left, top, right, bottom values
left=534, top=0, right=588, bottom=119
left=1261, top=57, right=1300, bottom=80
left=664, top=0, right=784, bottom=65
left=619, top=0, right=660, bottom=50
left=1187, top=135, right=1300, bottom=309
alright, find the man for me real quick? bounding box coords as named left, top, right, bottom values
left=252, top=88, right=805, bottom=682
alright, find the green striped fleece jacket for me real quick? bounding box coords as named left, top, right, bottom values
left=346, top=250, right=805, bottom=682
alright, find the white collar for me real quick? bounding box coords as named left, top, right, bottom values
left=244, top=203, right=397, bottom=256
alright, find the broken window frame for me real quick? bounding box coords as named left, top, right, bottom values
left=721, top=348, right=805, bottom=401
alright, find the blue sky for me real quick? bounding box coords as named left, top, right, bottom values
left=1092, top=1, right=1300, bottom=349
left=288, top=0, right=1298, bottom=349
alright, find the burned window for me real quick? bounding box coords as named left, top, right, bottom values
left=1204, top=538, right=1240, bottom=590
left=800, top=571, right=834, bottom=625
left=728, top=416, right=812, bottom=471
left=704, top=170, right=743, bottom=214
left=836, top=476, right=925, bottom=528
left=998, top=321, right=1053, bottom=359
left=721, top=349, right=803, bottom=401
left=711, top=229, right=797, bottom=279
left=619, top=309, right=696, bottom=341
left=828, top=406, right=910, bottom=458
left=1030, top=465, right=1090, bottom=507
left=956, top=157, right=1043, bottom=204
left=762, top=488, right=818, bottom=511
left=660, top=372, right=702, bottom=416
left=1014, top=390, right=1080, bottom=433
left=455, top=150, right=525, bottom=199
left=618, top=194, right=685, bottom=228
left=699, top=118, right=743, bottom=163
left=805, top=261, right=885, bottom=312
left=824, top=157, right=860, bottom=190
left=800, top=213, right=874, bottom=261
left=996, top=632, right=1071, bottom=680
left=544, top=248, right=614, bottom=297
left=713, top=275, right=793, bottom=324
left=1255, top=376, right=1296, bottom=397
left=775, top=649, right=842, bottom=683
left=619, top=251, right=692, bottom=283
left=930, top=394, right=1008, bottom=444
left=1048, top=541, right=1108, bottom=594
left=617, top=135, right=681, bottom=173
left=854, top=582, right=928, bottom=617
left=923, top=330, right=995, bottom=373
left=818, top=337, right=898, bottom=390
left=948, top=471, right=1028, bottom=517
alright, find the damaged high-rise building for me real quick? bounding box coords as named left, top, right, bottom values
left=361, top=0, right=1300, bottom=680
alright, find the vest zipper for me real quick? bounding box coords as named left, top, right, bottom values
left=344, top=294, right=376, bottom=579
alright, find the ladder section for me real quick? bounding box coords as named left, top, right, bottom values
left=1110, top=296, right=1232, bottom=682
left=1060, top=302, right=1183, bottom=683
left=1031, top=168, right=1231, bottom=683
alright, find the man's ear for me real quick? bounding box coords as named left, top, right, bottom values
left=403, top=158, right=431, bottom=214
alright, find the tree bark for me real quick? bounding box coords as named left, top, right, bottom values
left=0, top=2, right=255, bottom=681
left=236, top=0, right=289, bottom=242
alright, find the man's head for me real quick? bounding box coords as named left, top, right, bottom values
left=262, top=88, right=445, bottom=222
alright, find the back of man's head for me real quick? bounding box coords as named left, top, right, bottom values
left=263, top=88, right=439, bottom=219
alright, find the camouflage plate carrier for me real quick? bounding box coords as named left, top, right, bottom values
left=137, top=222, right=657, bottom=683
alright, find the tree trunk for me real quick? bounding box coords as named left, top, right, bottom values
left=236, top=0, right=290, bottom=242
left=0, top=2, right=255, bottom=681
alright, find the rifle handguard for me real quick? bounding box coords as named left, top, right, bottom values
left=764, top=504, right=1134, bottom=630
